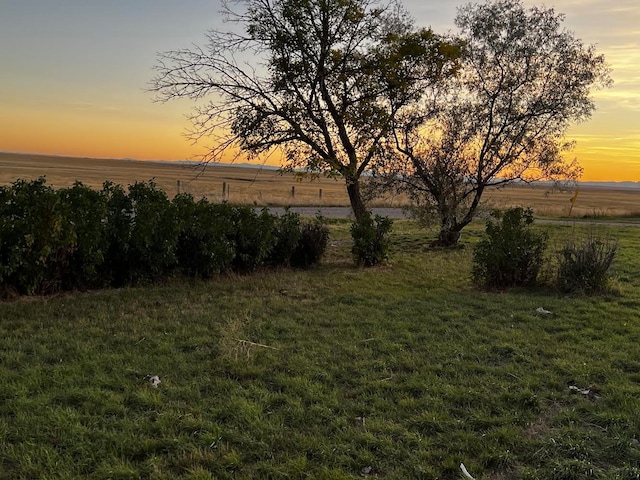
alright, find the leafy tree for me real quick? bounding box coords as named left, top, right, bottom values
left=150, top=0, right=459, bottom=221
left=381, top=0, right=611, bottom=246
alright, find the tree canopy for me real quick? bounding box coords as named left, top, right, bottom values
left=150, top=0, right=460, bottom=220
left=384, top=0, right=611, bottom=245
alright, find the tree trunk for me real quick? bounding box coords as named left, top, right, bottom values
left=432, top=213, right=468, bottom=247
left=431, top=193, right=480, bottom=247
left=346, top=179, right=368, bottom=222
left=433, top=227, right=461, bottom=247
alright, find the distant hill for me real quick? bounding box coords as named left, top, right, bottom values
left=131, top=158, right=282, bottom=171
left=577, top=181, right=640, bottom=189
left=530, top=179, right=640, bottom=190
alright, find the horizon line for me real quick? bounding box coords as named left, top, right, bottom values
left=1, top=150, right=638, bottom=186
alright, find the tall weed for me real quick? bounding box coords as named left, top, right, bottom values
left=557, top=234, right=617, bottom=294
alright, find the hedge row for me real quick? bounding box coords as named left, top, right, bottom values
left=0, top=178, right=329, bottom=296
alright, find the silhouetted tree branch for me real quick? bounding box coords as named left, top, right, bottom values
left=378, top=0, right=611, bottom=245
left=150, top=0, right=460, bottom=220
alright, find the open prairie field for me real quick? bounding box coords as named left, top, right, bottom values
left=1, top=152, right=638, bottom=217
left=0, top=152, right=351, bottom=207
left=488, top=184, right=640, bottom=219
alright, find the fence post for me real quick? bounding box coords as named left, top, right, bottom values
left=176, top=179, right=181, bottom=195
left=291, top=186, right=295, bottom=198
left=319, top=188, right=323, bottom=201
left=222, top=182, right=227, bottom=199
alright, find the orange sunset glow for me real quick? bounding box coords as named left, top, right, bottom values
left=1, top=1, right=638, bottom=182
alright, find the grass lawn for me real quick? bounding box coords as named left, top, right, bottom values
left=1, top=220, right=639, bottom=479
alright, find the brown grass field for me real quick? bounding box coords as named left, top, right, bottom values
left=1, top=152, right=638, bottom=218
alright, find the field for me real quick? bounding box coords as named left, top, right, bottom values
left=1, top=152, right=639, bottom=218
left=1, top=220, right=639, bottom=479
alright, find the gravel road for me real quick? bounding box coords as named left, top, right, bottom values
left=264, top=206, right=410, bottom=219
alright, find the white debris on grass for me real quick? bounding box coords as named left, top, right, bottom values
left=150, top=375, right=161, bottom=388
left=361, top=465, right=372, bottom=476
left=536, top=307, right=553, bottom=315
left=460, top=463, right=476, bottom=480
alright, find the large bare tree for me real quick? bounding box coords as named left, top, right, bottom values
left=384, top=0, right=611, bottom=245
left=150, top=0, right=459, bottom=221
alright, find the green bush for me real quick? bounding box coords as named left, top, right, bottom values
left=100, top=181, right=135, bottom=287
left=100, top=180, right=181, bottom=285
left=557, top=234, right=617, bottom=294
left=57, top=182, right=109, bottom=290
left=472, top=207, right=547, bottom=288
left=0, top=179, right=327, bottom=296
left=291, top=216, right=330, bottom=268
left=0, top=178, right=74, bottom=295
left=174, top=195, right=236, bottom=278
left=230, top=207, right=276, bottom=271
left=351, top=214, right=393, bottom=267
left=126, top=180, right=180, bottom=282
left=269, top=208, right=302, bottom=267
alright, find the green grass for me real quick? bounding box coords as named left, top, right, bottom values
left=1, top=220, right=639, bottom=479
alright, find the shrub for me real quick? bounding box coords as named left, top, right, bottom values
left=0, top=178, right=74, bottom=295
left=126, top=180, right=180, bottom=282
left=230, top=207, right=276, bottom=271
left=100, top=181, right=135, bottom=286
left=291, top=216, right=330, bottom=268
left=351, top=214, right=393, bottom=267
left=557, top=234, right=617, bottom=294
left=0, top=178, right=336, bottom=296
left=268, top=208, right=302, bottom=267
left=174, top=195, right=236, bottom=278
left=472, top=207, right=547, bottom=288
left=57, top=182, right=109, bottom=290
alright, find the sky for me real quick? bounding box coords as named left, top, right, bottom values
left=0, top=0, right=638, bottom=181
